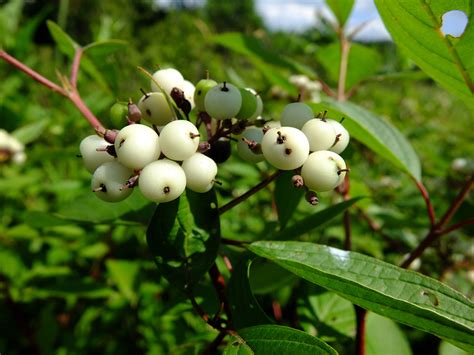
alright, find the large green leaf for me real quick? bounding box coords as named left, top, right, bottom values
left=105, top=259, right=140, bottom=306
left=225, top=325, right=337, bottom=354
left=374, top=0, right=474, bottom=105
left=227, top=256, right=272, bottom=329
left=146, top=190, right=220, bottom=289
left=326, top=0, right=355, bottom=27
left=270, top=197, right=363, bottom=241
left=249, top=241, right=474, bottom=351
left=310, top=99, right=421, bottom=181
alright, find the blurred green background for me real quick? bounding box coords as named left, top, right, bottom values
left=0, top=0, right=472, bottom=354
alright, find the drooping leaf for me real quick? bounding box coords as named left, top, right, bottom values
left=83, top=39, right=128, bottom=58
left=227, top=255, right=273, bottom=329
left=249, top=241, right=474, bottom=351
left=146, top=190, right=220, bottom=289
left=326, top=0, right=355, bottom=27
left=270, top=197, right=363, bottom=241
left=225, top=325, right=337, bottom=354
left=374, top=0, right=474, bottom=106
left=366, top=313, right=412, bottom=355
left=46, top=20, right=79, bottom=57
left=249, top=258, right=298, bottom=295
left=310, top=99, right=421, bottom=181
left=274, top=171, right=304, bottom=228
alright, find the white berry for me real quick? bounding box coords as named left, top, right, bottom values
left=139, top=159, right=186, bottom=203
left=115, top=124, right=160, bottom=170
left=91, top=161, right=133, bottom=202
left=301, top=119, right=337, bottom=152
left=327, top=119, right=350, bottom=154
left=301, top=150, right=347, bottom=192
left=182, top=153, right=218, bottom=193
left=138, top=92, right=175, bottom=126
left=151, top=68, right=184, bottom=95
left=80, top=135, right=115, bottom=174
left=204, top=82, right=242, bottom=120
left=261, top=127, right=309, bottom=170
left=237, top=127, right=264, bottom=163
left=280, top=102, right=313, bottom=129
left=159, top=120, right=200, bottom=161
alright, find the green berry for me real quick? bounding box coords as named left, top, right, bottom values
left=280, top=102, right=313, bottom=129
left=194, top=79, right=217, bottom=112
left=236, top=88, right=257, bottom=120
left=204, top=82, right=242, bottom=120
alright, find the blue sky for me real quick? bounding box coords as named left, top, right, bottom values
left=155, top=0, right=468, bottom=42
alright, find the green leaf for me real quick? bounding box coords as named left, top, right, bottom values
left=270, top=197, right=363, bottom=241
left=27, top=277, right=114, bottom=299
left=226, top=325, right=337, bottom=354
left=46, top=20, right=79, bottom=57
left=439, top=340, right=470, bottom=355
left=366, top=313, right=412, bottom=355
left=316, top=42, right=382, bottom=90
left=227, top=256, right=273, bottom=329
left=326, top=0, right=355, bottom=27
left=105, top=259, right=140, bottom=306
left=146, top=190, right=220, bottom=289
left=11, top=119, right=50, bottom=144
left=249, top=241, right=474, bottom=351
left=249, top=259, right=298, bottom=295
left=374, top=0, right=474, bottom=105
left=83, top=39, right=128, bottom=58
left=274, top=171, right=304, bottom=228
left=56, top=191, right=154, bottom=224
left=310, top=99, right=421, bottom=181
left=297, top=286, right=355, bottom=341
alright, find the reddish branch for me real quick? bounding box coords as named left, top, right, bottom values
left=1, top=50, right=105, bottom=134
left=355, top=306, right=367, bottom=355
left=402, top=176, right=473, bottom=268
left=415, top=180, right=436, bottom=226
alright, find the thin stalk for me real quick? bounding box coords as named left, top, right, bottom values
left=355, top=306, right=367, bottom=355
left=218, top=170, right=283, bottom=215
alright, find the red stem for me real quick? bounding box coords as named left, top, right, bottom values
left=70, top=47, right=83, bottom=88
left=440, top=217, right=474, bottom=236
left=415, top=180, right=436, bottom=226
left=1, top=50, right=66, bottom=96
left=1, top=50, right=106, bottom=134
left=436, top=176, right=474, bottom=229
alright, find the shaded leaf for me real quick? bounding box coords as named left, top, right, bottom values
left=366, top=313, right=412, bottom=355
left=310, top=99, right=421, bottom=181
left=374, top=0, right=474, bottom=105
left=83, top=39, right=128, bottom=58
left=46, top=20, right=78, bottom=57
left=227, top=256, right=272, bottom=329
left=274, top=171, right=304, bottom=228
left=249, top=241, right=474, bottom=352
left=271, top=197, right=363, bottom=241
left=227, top=325, right=337, bottom=354
left=146, top=190, right=220, bottom=289
left=249, top=259, right=298, bottom=295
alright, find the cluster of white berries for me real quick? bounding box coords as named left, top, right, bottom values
left=79, top=67, right=350, bottom=206
left=0, top=129, right=26, bottom=165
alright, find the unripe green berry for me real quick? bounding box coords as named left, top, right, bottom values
left=301, top=118, right=337, bottom=152
left=194, top=79, right=217, bottom=112
left=280, top=102, right=313, bottom=129
left=151, top=68, right=184, bottom=94
left=115, top=124, right=161, bottom=170
left=159, top=120, right=200, bottom=161
left=139, top=159, right=186, bottom=203
left=91, top=161, right=133, bottom=202
left=249, top=89, right=263, bottom=120
left=109, top=102, right=128, bottom=127
left=237, top=127, right=264, bottom=163
left=138, top=92, right=175, bottom=126
left=204, top=82, right=242, bottom=120
left=182, top=153, right=218, bottom=193
left=301, top=150, right=347, bottom=192
left=261, top=127, right=309, bottom=170
left=80, top=135, right=115, bottom=174
left=236, top=88, right=257, bottom=120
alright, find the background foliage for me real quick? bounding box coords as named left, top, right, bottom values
left=0, top=0, right=472, bottom=354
